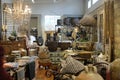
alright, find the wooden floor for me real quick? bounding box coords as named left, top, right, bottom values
left=35, top=68, right=54, bottom=80
left=34, top=59, right=54, bottom=80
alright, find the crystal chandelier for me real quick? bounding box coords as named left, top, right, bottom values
left=4, top=0, right=31, bottom=27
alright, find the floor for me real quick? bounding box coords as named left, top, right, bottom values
left=35, top=69, right=54, bottom=80
left=34, top=59, right=55, bottom=80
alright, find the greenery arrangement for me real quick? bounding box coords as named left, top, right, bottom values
left=11, top=31, right=17, bottom=37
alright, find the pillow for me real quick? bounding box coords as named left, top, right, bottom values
left=60, top=56, right=84, bottom=74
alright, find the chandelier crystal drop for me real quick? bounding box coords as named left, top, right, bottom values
left=4, top=0, right=32, bottom=26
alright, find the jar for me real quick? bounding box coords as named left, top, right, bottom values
left=75, top=64, right=104, bottom=80
left=110, top=58, right=120, bottom=80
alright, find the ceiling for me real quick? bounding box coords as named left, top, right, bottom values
left=2, top=0, right=65, bottom=4
left=33, top=0, right=65, bottom=4
left=26, top=0, right=66, bottom=4
left=34, top=0, right=55, bottom=3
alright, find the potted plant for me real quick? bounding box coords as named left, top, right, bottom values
left=11, top=31, right=17, bottom=37
left=8, top=31, right=17, bottom=41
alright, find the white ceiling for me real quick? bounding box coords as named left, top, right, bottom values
left=33, top=0, right=65, bottom=4
left=34, top=0, right=55, bottom=3
left=2, top=0, right=66, bottom=4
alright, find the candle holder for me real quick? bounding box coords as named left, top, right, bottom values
left=2, top=25, right=7, bottom=41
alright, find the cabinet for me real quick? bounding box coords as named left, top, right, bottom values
left=0, top=40, right=27, bottom=55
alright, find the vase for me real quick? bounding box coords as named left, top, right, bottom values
left=75, top=64, right=104, bottom=80
left=8, top=36, right=16, bottom=41
left=110, top=58, right=120, bottom=80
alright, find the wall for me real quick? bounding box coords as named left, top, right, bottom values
left=31, top=0, right=85, bottom=44
left=31, top=0, right=85, bottom=15
left=31, top=14, right=42, bottom=37
left=85, top=0, right=120, bottom=59
left=30, top=17, right=38, bottom=29
left=84, top=0, right=105, bottom=44
left=1, top=0, right=85, bottom=44
left=2, top=0, right=12, bottom=3
left=2, top=0, right=85, bottom=15
left=114, top=0, right=120, bottom=58
left=85, top=0, right=104, bottom=14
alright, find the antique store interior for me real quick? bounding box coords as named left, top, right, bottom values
left=0, top=0, right=120, bottom=80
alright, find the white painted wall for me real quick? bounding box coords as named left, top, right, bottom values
left=31, top=0, right=85, bottom=15
left=2, top=0, right=12, bottom=3
left=85, top=0, right=104, bottom=14
left=2, top=0, right=85, bottom=15
left=30, top=0, right=85, bottom=44
left=2, top=0, right=85, bottom=44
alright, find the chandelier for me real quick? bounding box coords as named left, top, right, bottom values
left=4, top=0, right=32, bottom=27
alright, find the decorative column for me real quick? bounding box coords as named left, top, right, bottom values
left=114, top=0, right=120, bottom=59
left=104, top=0, right=114, bottom=62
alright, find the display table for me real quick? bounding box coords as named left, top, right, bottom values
left=70, top=50, right=93, bottom=65
left=58, top=41, right=71, bottom=50
left=6, top=60, right=35, bottom=80
left=76, top=42, right=94, bottom=51
left=46, top=41, right=71, bottom=52
left=0, top=40, right=27, bottom=55
left=6, top=66, right=25, bottom=80
left=76, top=50, right=93, bottom=58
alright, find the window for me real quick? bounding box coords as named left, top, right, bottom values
left=88, top=0, right=92, bottom=8
left=87, top=0, right=98, bottom=9
left=92, top=0, right=98, bottom=4
left=45, top=15, right=61, bottom=31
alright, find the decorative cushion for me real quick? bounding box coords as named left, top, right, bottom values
left=61, top=56, right=84, bottom=74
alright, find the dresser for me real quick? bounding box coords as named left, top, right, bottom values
left=0, top=40, right=27, bottom=55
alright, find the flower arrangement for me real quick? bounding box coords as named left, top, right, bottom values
left=8, top=31, right=17, bottom=41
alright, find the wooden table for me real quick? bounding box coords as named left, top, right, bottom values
left=76, top=50, right=93, bottom=58
left=71, top=50, right=94, bottom=65
left=71, top=50, right=93, bottom=61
